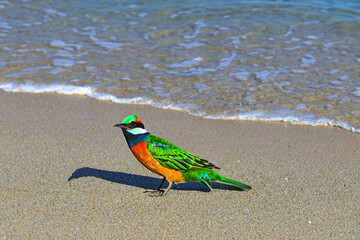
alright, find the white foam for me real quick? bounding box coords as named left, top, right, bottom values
left=0, top=82, right=358, bottom=133
left=0, top=82, right=94, bottom=95
left=0, top=82, right=181, bottom=110
left=203, top=110, right=359, bottom=133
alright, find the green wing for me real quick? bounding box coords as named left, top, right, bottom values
left=146, top=134, right=219, bottom=171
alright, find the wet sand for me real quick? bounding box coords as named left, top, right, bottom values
left=1, top=90, right=359, bottom=239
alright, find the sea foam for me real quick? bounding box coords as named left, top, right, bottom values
left=202, top=111, right=358, bottom=133
left=0, top=82, right=143, bottom=104
left=0, top=82, right=358, bottom=133
left=0, top=82, right=184, bottom=112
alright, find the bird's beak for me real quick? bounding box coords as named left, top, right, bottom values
left=113, top=123, right=129, bottom=129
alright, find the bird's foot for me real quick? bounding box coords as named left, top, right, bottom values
left=143, top=189, right=165, bottom=197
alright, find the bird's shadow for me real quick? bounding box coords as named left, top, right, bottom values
left=68, top=167, right=242, bottom=192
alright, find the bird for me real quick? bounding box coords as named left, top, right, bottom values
left=114, top=115, right=251, bottom=196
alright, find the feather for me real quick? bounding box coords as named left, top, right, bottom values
left=146, top=134, right=219, bottom=171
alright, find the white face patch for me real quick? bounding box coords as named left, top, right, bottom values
left=127, top=127, right=148, bottom=135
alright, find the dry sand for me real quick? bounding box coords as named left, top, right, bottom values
left=1, top=90, right=359, bottom=239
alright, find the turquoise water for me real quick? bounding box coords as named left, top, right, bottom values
left=0, top=0, right=359, bottom=132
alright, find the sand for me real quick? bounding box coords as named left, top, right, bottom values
left=0, top=90, right=359, bottom=239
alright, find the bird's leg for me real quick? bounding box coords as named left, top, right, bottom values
left=156, top=177, right=166, bottom=191
left=162, top=181, right=173, bottom=196
left=144, top=177, right=166, bottom=197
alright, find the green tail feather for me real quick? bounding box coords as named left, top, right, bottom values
left=182, top=168, right=252, bottom=190
left=220, top=176, right=252, bottom=190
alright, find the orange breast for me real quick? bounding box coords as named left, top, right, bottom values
left=130, top=141, right=184, bottom=183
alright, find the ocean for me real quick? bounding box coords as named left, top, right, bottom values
left=1, top=0, right=359, bottom=133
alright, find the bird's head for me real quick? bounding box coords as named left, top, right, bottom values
left=113, top=115, right=147, bottom=135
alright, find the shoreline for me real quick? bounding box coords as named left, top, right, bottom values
left=1, top=90, right=359, bottom=239
left=1, top=82, right=359, bottom=134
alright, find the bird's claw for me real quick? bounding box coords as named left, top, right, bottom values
left=143, top=189, right=165, bottom=197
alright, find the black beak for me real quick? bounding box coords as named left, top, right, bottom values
left=113, top=123, right=128, bottom=129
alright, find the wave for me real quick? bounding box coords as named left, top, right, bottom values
left=0, top=82, right=358, bottom=133
left=0, top=82, right=185, bottom=110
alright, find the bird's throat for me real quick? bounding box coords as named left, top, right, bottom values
left=122, top=129, right=150, bottom=148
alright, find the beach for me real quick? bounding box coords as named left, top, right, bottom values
left=1, top=0, right=360, bottom=133
left=1, top=90, right=359, bottom=239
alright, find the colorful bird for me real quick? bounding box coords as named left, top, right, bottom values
left=114, top=115, right=251, bottom=196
